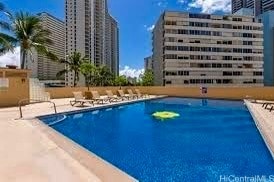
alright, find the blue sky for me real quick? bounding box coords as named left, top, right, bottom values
left=1, top=0, right=231, bottom=76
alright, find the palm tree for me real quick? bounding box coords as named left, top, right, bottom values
left=80, top=61, right=97, bottom=90
left=10, top=12, right=53, bottom=69
left=0, top=3, right=16, bottom=55
left=141, top=69, right=154, bottom=86
left=96, top=66, right=114, bottom=86
left=114, top=75, right=128, bottom=88
left=57, top=52, right=87, bottom=87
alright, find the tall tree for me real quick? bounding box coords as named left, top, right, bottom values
left=80, top=61, right=96, bottom=90
left=95, top=66, right=114, bottom=86
left=114, top=75, right=128, bottom=87
left=11, top=12, right=53, bottom=69
left=141, top=69, right=154, bottom=86
left=57, top=52, right=87, bottom=87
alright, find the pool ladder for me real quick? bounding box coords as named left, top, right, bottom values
left=18, top=99, right=57, bottom=119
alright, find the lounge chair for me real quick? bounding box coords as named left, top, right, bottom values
left=262, top=102, right=274, bottom=109
left=266, top=105, right=274, bottom=112
left=245, top=97, right=274, bottom=109
left=84, top=91, right=93, bottom=100
left=127, top=89, right=138, bottom=99
left=70, top=92, right=94, bottom=106
left=91, top=91, right=109, bottom=104
left=118, top=90, right=131, bottom=100
left=264, top=103, right=274, bottom=112
left=135, top=89, right=149, bottom=98
left=106, top=90, right=120, bottom=102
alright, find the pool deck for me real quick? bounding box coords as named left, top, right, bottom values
left=0, top=95, right=165, bottom=182
left=245, top=100, right=274, bottom=158
left=0, top=97, right=273, bottom=182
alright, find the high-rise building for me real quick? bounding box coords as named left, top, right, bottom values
left=106, top=14, right=119, bottom=76
left=232, top=0, right=247, bottom=14
left=26, top=12, right=65, bottom=84
left=233, top=8, right=254, bottom=16
left=144, top=56, right=153, bottom=71
left=232, top=0, right=274, bottom=16
left=248, top=0, right=266, bottom=16
left=232, top=0, right=262, bottom=16
left=262, top=0, right=274, bottom=12
left=259, top=10, right=274, bottom=86
left=65, top=0, right=119, bottom=86
left=152, top=11, right=264, bottom=86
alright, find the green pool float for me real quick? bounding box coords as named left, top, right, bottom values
left=152, top=111, right=180, bottom=120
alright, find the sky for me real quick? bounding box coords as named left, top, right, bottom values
left=0, top=0, right=231, bottom=77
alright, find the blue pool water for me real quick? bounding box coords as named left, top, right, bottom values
left=40, top=97, right=274, bottom=181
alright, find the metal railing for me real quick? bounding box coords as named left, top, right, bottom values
left=18, top=99, right=57, bottom=119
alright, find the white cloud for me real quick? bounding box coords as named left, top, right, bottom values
left=156, top=0, right=168, bottom=7
left=177, top=0, right=187, bottom=4
left=187, top=0, right=231, bottom=13
left=120, top=66, right=144, bottom=78
left=0, top=47, right=20, bottom=67
left=145, top=24, right=155, bottom=32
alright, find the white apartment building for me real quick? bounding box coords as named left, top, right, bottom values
left=65, top=0, right=119, bottom=86
left=27, top=12, right=65, bottom=83
left=152, top=11, right=264, bottom=86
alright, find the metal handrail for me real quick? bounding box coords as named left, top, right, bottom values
left=18, top=99, right=57, bottom=119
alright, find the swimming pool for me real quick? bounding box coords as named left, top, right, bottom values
left=39, top=97, right=274, bottom=181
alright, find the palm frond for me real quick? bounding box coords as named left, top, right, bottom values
left=0, top=21, right=11, bottom=31
left=0, top=33, right=17, bottom=55
left=58, top=59, right=70, bottom=64
left=45, top=51, right=59, bottom=62
left=56, top=69, right=68, bottom=78
left=0, top=2, right=4, bottom=11
left=0, top=2, right=12, bottom=19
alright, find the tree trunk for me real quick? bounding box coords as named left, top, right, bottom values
left=87, top=75, right=91, bottom=91
left=20, top=50, right=26, bottom=69
left=74, top=71, right=77, bottom=87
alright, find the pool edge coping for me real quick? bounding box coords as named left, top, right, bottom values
left=244, top=100, right=274, bottom=159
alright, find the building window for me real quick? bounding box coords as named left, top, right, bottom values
left=253, top=71, right=263, bottom=76
left=165, top=54, right=177, bottom=59
left=165, top=21, right=177, bottom=25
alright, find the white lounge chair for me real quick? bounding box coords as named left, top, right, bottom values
left=127, top=89, right=138, bottom=99
left=118, top=90, right=131, bottom=100
left=91, top=91, right=109, bottom=104
left=106, top=90, right=121, bottom=102
left=135, top=89, right=148, bottom=98
left=70, top=92, right=94, bottom=106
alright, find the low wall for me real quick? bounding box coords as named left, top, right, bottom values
left=138, top=87, right=274, bottom=100
left=46, top=86, right=274, bottom=101
left=0, top=77, right=29, bottom=107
